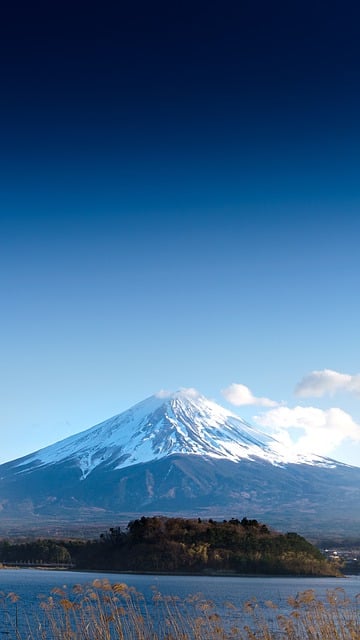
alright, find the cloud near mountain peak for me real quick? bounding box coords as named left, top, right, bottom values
left=254, top=405, right=360, bottom=457
left=222, top=383, right=278, bottom=407
left=295, top=369, right=360, bottom=398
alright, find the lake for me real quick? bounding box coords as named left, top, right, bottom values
left=0, top=569, right=359, bottom=638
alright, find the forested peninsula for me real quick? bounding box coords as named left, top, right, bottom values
left=0, top=516, right=339, bottom=576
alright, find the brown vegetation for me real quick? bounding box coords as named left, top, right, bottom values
left=0, top=581, right=359, bottom=638
left=0, top=516, right=339, bottom=576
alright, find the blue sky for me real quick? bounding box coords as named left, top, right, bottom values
left=1, top=1, right=360, bottom=465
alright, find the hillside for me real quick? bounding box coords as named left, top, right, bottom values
left=0, top=517, right=339, bottom=576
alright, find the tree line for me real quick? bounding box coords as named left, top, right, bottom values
left=0, top=516, right=340, bottom=576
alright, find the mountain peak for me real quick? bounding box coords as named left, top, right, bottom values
left=3, top=389, right=359, bottom=537
left=154, top=387, right=202, bottom=401
left=11, top=389, right=337, bottom=481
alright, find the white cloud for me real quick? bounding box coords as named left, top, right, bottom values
left=295, top=369, right=360, bottom=398
left=155, top=387, right=201, bottom=400
left=179, top=387, right=201, bottom=399
left=155, top=389, right=172, bottom=399
left=222, top=383, right=278, bottom=407
left=255, top=405, right=360, bottom=457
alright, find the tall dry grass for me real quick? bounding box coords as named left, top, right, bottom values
left=0, top=579, right=359, bottom=639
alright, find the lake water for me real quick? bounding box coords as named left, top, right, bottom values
left=0, top=569, right=359, bottom=638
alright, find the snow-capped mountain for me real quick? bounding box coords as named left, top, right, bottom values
left=12, top=389, right=333, bottom=478
left=0, top=389, right=359, bottom=536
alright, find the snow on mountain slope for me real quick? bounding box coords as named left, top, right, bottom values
left=13, top=389, right=335, bottom=479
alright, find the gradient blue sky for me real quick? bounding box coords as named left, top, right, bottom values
left=1, top=1, right=360, bottom=465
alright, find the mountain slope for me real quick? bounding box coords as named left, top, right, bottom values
left=7, top=390, right=335, bottom=479
left=0, top=389, right=359, bottom=536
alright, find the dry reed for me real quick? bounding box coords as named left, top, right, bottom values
left=0, top=580, right=359, bottom=639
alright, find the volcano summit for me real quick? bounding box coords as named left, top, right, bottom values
left=0, top=390, right=359, bottom=536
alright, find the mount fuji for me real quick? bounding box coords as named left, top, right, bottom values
left=0, top=389, right=359, bottom=536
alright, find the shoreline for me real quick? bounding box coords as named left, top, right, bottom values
left=0, top=564, right=347, bottom=578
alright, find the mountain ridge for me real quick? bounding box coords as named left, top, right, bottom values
left=8, top=390, right=342, bottom=480
left=0, top=389, right=359, bottom=537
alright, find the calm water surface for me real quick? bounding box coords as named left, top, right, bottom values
left=0, top=569, right=359, bottom=637
left=0, top=568, right=359, bottom=603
